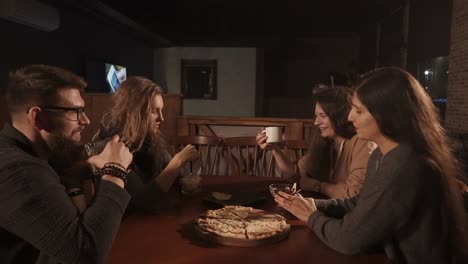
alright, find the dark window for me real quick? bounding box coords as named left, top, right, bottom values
left=181, top=59, right=217, bottom=99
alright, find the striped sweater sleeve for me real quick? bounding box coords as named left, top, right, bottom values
left=0, top=160, right=130, bottom=264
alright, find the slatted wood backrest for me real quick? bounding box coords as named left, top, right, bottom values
left=169, top=135, right=223, bottom=175
left=222, top=137, right=276, bottom=177
left=284, top=140, right=309, bottom=166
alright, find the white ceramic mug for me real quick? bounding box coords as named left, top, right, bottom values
left=265, top=127, right=282, bottom=143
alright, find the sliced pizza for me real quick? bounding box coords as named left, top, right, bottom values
left=196, top=206, right=289, bottom=241
left=197, top=218, right=246, bottom=239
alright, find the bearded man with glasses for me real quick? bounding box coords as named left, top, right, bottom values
left=0, top=65, right=133, bottom=264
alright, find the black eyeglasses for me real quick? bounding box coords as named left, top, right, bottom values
left=41, top=106, right=86, bottom=121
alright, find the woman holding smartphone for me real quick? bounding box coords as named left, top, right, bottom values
left=275, top=67, right=468, bottom=263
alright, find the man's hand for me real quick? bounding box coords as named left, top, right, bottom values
left=87, top=135, right=133, bottom=169
left=274, top=191, right=317, bottom=222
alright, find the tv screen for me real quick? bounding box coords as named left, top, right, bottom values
left=105, top=63, right=127, bottom=92
left=84, top=59, right=127, bottom=93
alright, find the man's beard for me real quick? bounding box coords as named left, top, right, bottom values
left=47, top=123, right=85, bottom=156
left=49, top=132, right=80, bottom=152
left=48, top=134, right=86, bottom=174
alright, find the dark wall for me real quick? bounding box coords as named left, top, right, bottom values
left=359, top=25, right=378, bottom=73
left=261, top=36, right=360, bottom=118
left=0, top=8, right=155, bottom=92
left=357, top=0, right=452, bottom=76
left=407, top=0, right=452, bottom=74
left=263, top=36, right=360, bottom=100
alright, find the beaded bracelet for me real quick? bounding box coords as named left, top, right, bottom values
left=102, top=167, right=128, bottom=185
left=104, top=162, right=127, bottom=171
left=67, top=189, right=83, bottom=197
left=93, top=162, right=129, bottom=186
left=92, top=162, right=128, bottom=176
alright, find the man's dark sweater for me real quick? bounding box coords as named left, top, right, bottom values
left=308, top=144, right=453, bottom=263
left=0, top=124, right=130, bottom=264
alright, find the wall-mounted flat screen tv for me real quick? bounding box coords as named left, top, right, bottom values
left=85, top=59, right=127, bottom=93
left=105, top=63, right=127, bottom=92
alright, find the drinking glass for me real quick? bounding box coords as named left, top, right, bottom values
left=269, top=183, right=294, bottom=197
left=180, top=161, right=202, bottom=195
left=269, top=183, right=296, bottom=219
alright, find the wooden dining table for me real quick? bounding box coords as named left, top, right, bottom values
left=106, top=175, right=388, bottom=264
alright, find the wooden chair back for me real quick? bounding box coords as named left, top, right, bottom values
left=169, top=135, right=223, bottom=175
left=222, top=136, right=276, bottom=177
left=284, top=140, right=309, bottom=166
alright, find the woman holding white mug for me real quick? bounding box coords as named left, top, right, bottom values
left=274, top=67, right=468, bottom=263
left=257, top=86, right=374, bottom=198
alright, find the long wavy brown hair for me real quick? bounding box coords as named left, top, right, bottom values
left=100, top=76, right=165, bottom=152
left=313, top=85, right=355, bottom=139
left=356, top=67, right=467, bottom=261
left=305, top=85, right=356, bottom=180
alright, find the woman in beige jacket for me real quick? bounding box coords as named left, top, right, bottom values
left=257, top=86, right=374, bottom=198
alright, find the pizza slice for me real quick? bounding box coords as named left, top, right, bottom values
left=245, top=216, right=288, bottom=240
left=205, top=206, right=253, bottom=220
left=224, top=205, right=253, bottom=219
left=197, top=217, right=246, bottom=239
